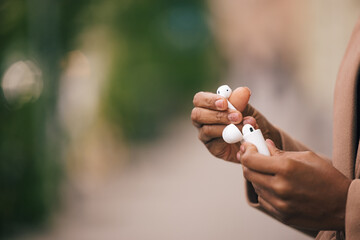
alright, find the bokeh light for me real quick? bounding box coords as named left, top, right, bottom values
left=1, top=60, right=42, bottom=108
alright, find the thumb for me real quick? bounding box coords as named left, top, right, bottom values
left=228, top=87, right=251, bottom=112
left=241, top=142, right=259, bottom=154
left=266, top=139, right=281, bottom=156
left=238, top=142, right=259, bottom=163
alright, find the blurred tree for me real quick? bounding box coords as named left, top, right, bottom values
left=0, top=0, right=219, bottom=238
left=105, top=0, right=219, bottom=141
left=0, top=0, right=92, bottom=237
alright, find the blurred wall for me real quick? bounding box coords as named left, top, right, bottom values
left=208, top=0, right=360, bottom=155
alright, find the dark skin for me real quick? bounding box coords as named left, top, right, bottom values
left=191, top=87, right=351, bottom=231
left=240, top=140, right=351, bottom=230
left=191, top=87, right=255, bottom=162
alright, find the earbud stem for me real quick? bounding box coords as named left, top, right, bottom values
left=227, top=100, right=236, bottom=110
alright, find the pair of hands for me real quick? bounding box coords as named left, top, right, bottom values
left=191, top=87, right=351, bottom=231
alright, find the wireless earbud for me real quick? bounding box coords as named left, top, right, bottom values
left=242, top=124, right=256, bottom=135
left=222, top=124, right=243, bottom=144
left=241, top=124, right=270, bottom=156
left=216, top=85, right=236, bottom=110
left=222, top=123, right=270, bottom=156
left=217, top=85, right=270, bottom=156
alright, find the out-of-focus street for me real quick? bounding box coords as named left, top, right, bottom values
left=20, top=119, right=310, bottom=240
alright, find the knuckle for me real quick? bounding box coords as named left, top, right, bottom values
left=191, top=108, right=201, bottom=122
left=241, top=154, right=250, bottom=166
left=201, top=125, right=211, bottom=136
left=305, top=150, right=316, bottom=158
left=273, top=181, right=290, bottom=198
left=198, top=126, right=213, bottom=143
left=274, top=148, right=283, bottom=155
left=215, top=111, right=224, bottom=122
left=275, top=200, right=290, bottom=215
left=205, top=95, right=215, bottom=107
left=193, top=92, right=203, bottom=106
left=280, top=158, right=295, bottom=176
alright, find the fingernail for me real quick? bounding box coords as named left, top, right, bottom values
left=228, top=112, right=240, bottom=122
left=215, top=99, right=225, bottom=109
left=240, top=144, right=245, bottom=153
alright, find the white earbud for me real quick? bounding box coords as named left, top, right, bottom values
left=217, top=85, right=236, bottom=110
left=222, top=124, right=243, bottom=144
left=242, top=124, right=256, bottom=136
left=217, top=85, right=232, bottom=98
left=221, top=123, right=270, bottom=156
left=242, top=124, right=270, bottom=156
left=217, top=84, right=269, bottom=155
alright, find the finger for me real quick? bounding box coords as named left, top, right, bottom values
left=228, top=87, right=251, bottom=112
left=242, top=166, right=274, bottom=189
left=258, top=196, right=282, bottom=221
left=240, top=142, right=280, bottom=174
left=253, top=183, right=277, bottom=200
left=193, top=91, right=228, bottom=111
left=198, top=124, right=243, bottom=143
left=191, top=107, right=243, bottom=126
left=198, top=125, right=225, bottom=143
left=205, top=138, right=239, bottom=162
left=252, top=183, right=265, bottom=196
left=243, top=116, right=259, bottom=129
left=265, top=139, right=282, bottom=156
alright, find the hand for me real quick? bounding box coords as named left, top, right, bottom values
left=191, top=87, right=255, bottom=162
left=239, top=140, right=351, bottom=230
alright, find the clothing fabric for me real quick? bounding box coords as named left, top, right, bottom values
left=245, top=18, right=360, bottom=239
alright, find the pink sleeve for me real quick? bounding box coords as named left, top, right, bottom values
left=345, top=179, right=360, bottom=239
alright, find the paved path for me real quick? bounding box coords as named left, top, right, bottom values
left=21, top=119, right=311, bottom=240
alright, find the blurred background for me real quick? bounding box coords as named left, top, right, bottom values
left=0, top=0, right=359, bottom=239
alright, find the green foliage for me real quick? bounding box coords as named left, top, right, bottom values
left=0, top=102, right=60, bottom=237
left=0, top=0, right=90, bottom=237
left=0, top=0, right=220, bottom=237
left=106, top=0, right=219, bottom=141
